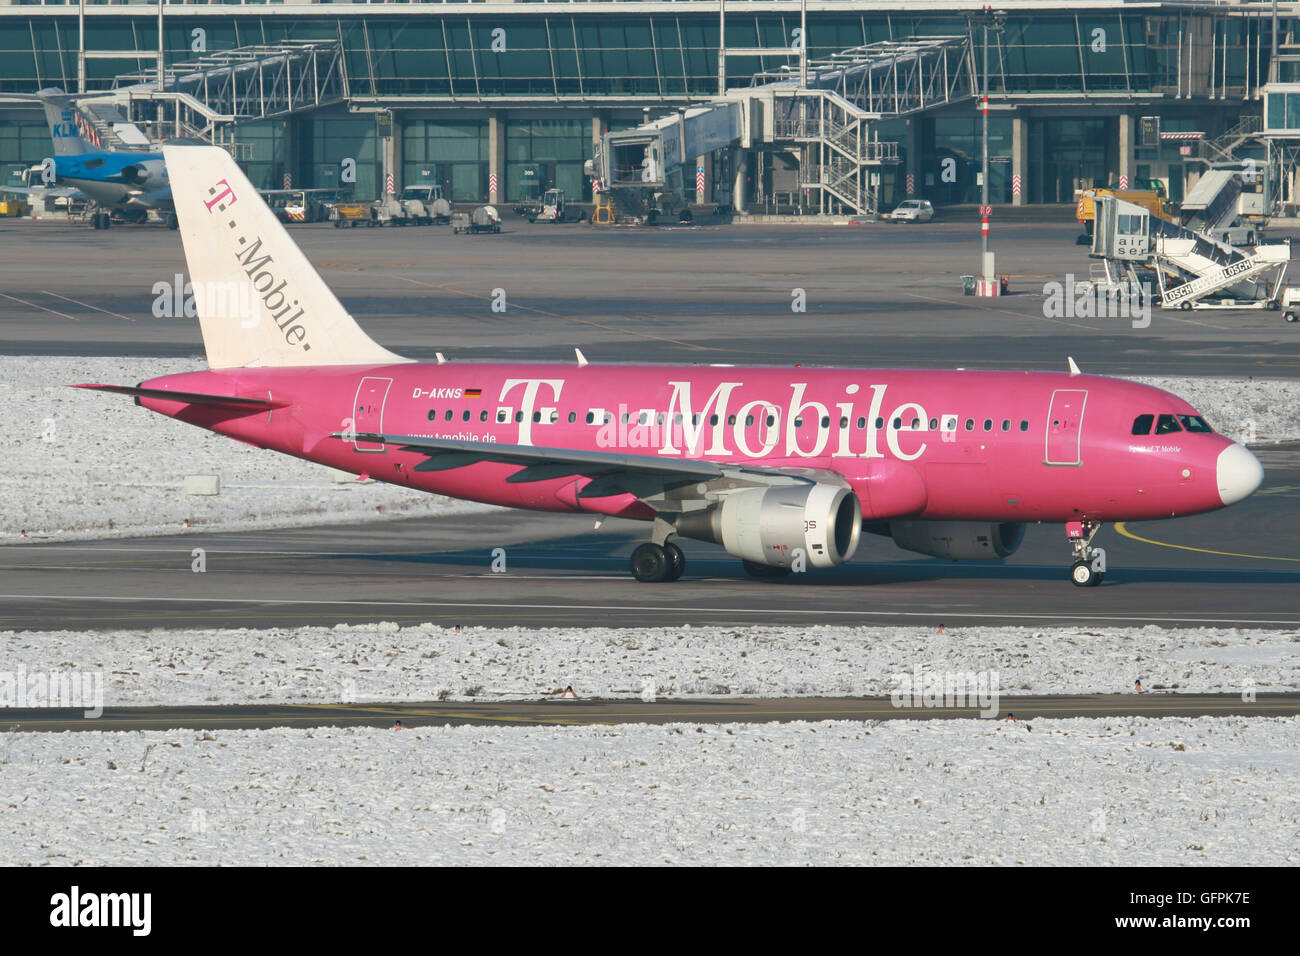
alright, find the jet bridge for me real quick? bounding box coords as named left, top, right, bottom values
left=593, top=35, right=972, bottom=220
left=1091, top=195, right=1289, bottom=310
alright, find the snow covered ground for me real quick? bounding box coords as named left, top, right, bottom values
left=2, top=356, right=1296, bottom=542
left=1, top=716, right=1295, bottom=865
left=2, top=622, right=1295, bottom=705
left=0, top=356, right=497, bottom=543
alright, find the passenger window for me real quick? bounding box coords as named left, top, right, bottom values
left=745, top=414, right=754, bottom=427
left=983, top=419, right=992, bottom=431
left=515, top=411, right=524, bottom=423
left=1131, top=414, right=1154, bottom=435
left=892, top=417, right=901, bottom=428
left=585, top=411, right=594, bottom=424
left=1001, top=419, right=1010, bottom=432
left=427, top=409, right=437, bottom=421
left=1155, top=414, right=1182, bottom=434
left=965, top=418, right=974, bottom=431
left=794, top=416, right=804, bottom=427
left=709, top=414, right=719, bottom=426
left=875, top=417, right=884, bottom=429
left=444, top=409, right=453, bottom=422
left=857, top=417, right=866, bottom=429
left=480, top=410, right=488, bottom=423
left=821, top=416, right=830, bottom=428
left=497, top=408, right=509, bottom=423
left=840, top=416, right=849, bottom=428
left=1019, top=420, right=1029, bottom=432
left=766, top=414, right=776, bottom=427
left=568, top=411, right=577, bottom=424
left=727, top=414, right=736, bottom=426
left=462, top=410, right=470, bottom=422
left=928, top=418, right=938, bottom=430
left=532, top=411, right=542, bottom=423
left=1178, top=414, right=1213, bottom=433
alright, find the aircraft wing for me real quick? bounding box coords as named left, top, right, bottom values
left=341, top=432, right=721, bottom=489
left=0, top=184, right=81, bottom=199
left=338, top=432, right=847, bottom=501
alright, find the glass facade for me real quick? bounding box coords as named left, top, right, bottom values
left=0, top=4, right=1288, bottom=206
left=923, top=117, right=1014, bottom=205
left=506, top=118, right=588, bottom=201
left=0, top=9, right=1280, bottom=99
left=402, top=119, right=486, bottom=202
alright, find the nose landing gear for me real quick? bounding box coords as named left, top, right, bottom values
left=1067, top=519, right=1105, bottom=587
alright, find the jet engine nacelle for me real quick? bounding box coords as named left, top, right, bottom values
left=120, top=160, right=167, bottom=191
left=676, top=483, right=862, bottom=568
left=889, top=520, right=1026, bottom=560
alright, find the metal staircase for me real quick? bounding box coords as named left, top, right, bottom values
left=594, top=34, right=971, bottom=218
left=1196, top=114, right=1264, bottom=165
left=759, top=36, right=972, bottom=216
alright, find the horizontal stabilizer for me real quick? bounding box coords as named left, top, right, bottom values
left=74, top=383, right=288, bottom=409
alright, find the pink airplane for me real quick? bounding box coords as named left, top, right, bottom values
left=81, top=145, right=1264, bottom=587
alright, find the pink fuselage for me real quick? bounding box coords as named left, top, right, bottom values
left=136, top=364, right=1236, bottom=525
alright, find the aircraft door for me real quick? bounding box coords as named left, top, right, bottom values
left=1044, top=389, right=1088, bottom=466
left=351, top=376, right=392, bottom=452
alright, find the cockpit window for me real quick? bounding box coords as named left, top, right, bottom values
left=1154, top=413, right=1183, bottom=434
left=1178, top=414, right=1213, bottom=433
left=1131, top=414, right=1154, bottom=435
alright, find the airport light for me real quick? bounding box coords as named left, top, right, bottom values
left=975, top=8, right=1006, bottom=289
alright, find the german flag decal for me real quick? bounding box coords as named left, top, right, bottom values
left=464, top=388, right=483, bottom=399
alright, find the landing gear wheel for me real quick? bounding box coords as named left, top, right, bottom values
left=664, top=542, right=685, bottom=582
left=742, top=560, right=792, bottom=579
left=1070, top=561, right=1100, bottom=587
left=630, top=543, right=671, bottom=583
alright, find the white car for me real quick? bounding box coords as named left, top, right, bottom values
left=887, top=199, right=935, bottom=222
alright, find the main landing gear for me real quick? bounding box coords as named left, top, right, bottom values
left=630, top=541, right=684, bottom=583
left=1067, top=519, right=1105, bottom=587
left=629, top=517, right=686, bottom=582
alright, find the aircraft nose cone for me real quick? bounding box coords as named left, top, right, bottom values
left=1216, top=443, right=1264, bottom=506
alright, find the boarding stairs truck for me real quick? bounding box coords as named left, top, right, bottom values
left=1178, top=169, right=1266, bottom=247
left=1091, top=194, right=1290, bottom=312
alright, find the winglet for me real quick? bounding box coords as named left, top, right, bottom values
left=575, top=348, right=589, bottom=368
left=436, top=352, right=447, bottom=365
left=1067, top=356, right=1082, bottom=376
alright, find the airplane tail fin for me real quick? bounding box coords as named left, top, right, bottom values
left=162, top=143, right=407, bottom=369
left=35, top=88, right=97, bottom=156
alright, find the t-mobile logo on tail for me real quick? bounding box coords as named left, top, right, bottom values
left=204, top=179, right=238, bottom=212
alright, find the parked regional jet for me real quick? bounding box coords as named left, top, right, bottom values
left=80, top=144, right=1264, bottom=585
left=0, top=88, right=172, bottom=228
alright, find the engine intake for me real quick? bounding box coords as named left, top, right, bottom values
left=676, top=483, right=862, bottom=569
left=120, top=160, right=166, bottom=190
left=889, top=520, right=1025, bottom=560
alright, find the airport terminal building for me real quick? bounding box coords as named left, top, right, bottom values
left=0, top=0, right=1292, bottom=211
